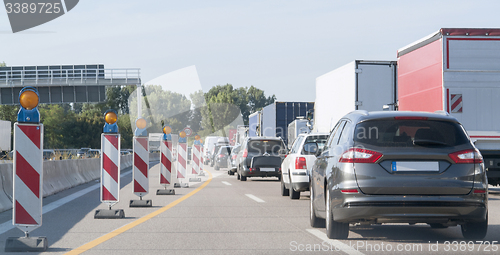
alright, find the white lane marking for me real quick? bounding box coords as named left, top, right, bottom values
left=245, top=194, right=265, bottom=203
left=307, top=229, right=365, bottom=255
left=0, top=170, right=132, bottom=235
left=221, top=181, right=232, bottom=186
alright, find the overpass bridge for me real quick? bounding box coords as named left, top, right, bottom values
left=0, top=64, right=141, bottom=105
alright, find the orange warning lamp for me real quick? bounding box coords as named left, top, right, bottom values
left=136, top=118, right=146, bottom=129
left=179, top=131, right=186, bottom=138
left=194, top=135, right=201, bottom=140
left=19, top=90, right=39, bottom=110
left=103, top=110, right=119, bottom=133
left=104, top=111, right=117, bottom=124
left=163, top=126, right=172, bottom=134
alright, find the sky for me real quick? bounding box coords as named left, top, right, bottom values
left=1, top=0, right=499, bottom=102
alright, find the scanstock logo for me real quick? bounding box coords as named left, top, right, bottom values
left=4, top=0, right=79, bottom=33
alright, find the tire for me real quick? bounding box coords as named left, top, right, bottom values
left=290, top=187, right=300, bottom=199
left=240, top=175, right=247, bottom=181
left=281, top=177, right=289, bottom=196
left=237, top=172, right=240, bottom=180
left=277, top=175, right=281, bottom=181
left=325, top=187, right=349, bottom=239
left=429, top=223, right=448, bottom=229
left=289, top=176, right=300, bottom=199
left=310, top=182, right=325, bottom=228
left=461, top=213, right=488, bottom=240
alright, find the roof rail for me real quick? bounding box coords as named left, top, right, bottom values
left=352, top=110, right=369, bottom=116
left=434, top=110, right=450, bottom=116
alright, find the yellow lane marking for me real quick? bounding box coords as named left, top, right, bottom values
left=65, top=170, right=212, bottom=255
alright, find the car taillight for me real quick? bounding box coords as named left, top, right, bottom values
left=449, top=149, right=483, bottom=164
left=341, top=189, right=359, bottom=193
left=242, top=149, right=248, bottom=157
left=339, top=148, right=382, bottom=163
left=295, top=157, right=307, bottom=169
left=473, top=189, right=486, bottom=194
left=218, top=154, right=225, bottom=158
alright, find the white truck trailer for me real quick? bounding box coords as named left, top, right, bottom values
left=287, top=118, right=311, bottom=148
left=397, top=28, right=500, bottom=185
left=314, top=60, right=397, bottom=133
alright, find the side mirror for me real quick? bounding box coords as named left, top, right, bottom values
left=315, top=148, right=324, bottom=157
left=303, top=142, right=319, bottom=155
left=279, top=149, right=288, bottom=156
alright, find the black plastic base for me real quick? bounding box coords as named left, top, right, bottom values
left=129, top=200, right=152, bottom=207
left=156, top=189, right=175, bottom=195
left=5, top=237, right=48, bottom=252
left=174, top=183, right=189, bottom=188
left=189, top=177, right=201, bottom=182
left=94, top=209, right=125, bottom=219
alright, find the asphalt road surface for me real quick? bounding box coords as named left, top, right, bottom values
left=0, top=162, right=500, bottom=254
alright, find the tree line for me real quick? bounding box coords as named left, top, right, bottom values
left=0, top=84, right=274, bottom=150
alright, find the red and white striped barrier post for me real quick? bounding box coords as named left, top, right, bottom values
left=189, top=135, right=202, bottom=182
left=157, top=126, right=175, bottom=195
left=6, top=87, right=47, bottom=252
left=191, top=144, right=199, bottom=175
left=130, top=118, right=152, bottom=207
left=95, top=110, right=124, bottom=219
left=176, top=131, right=189, bottom=188
left=199, top=144, right=205, bottom=176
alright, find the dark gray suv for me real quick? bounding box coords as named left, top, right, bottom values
left=310, top=111, right=488, bottom=240
left=236, top=137, right=285, bottom=181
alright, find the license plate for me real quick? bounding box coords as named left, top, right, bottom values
left=392, top=162, right=439, bottom=171
left=260, top=168, right=275, bottom=172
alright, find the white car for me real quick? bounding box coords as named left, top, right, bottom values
left=281, top=133, right=329, bottom=199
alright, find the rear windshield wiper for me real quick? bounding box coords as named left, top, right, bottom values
left=413, top=139, right=447, bottom=146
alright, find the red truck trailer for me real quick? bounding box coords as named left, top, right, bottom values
left=397, top=28, right=500, bottom=185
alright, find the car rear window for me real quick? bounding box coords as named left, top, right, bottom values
left=354, top=119, right=469, bottom=147
left=248, top=140, right=283, bottom=153
left=219, top=147, right=232, bottom=155
left=304, top=135, right=329, bottom=150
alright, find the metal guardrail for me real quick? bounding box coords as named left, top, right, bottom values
left=0, top=68, right=141, bottom=86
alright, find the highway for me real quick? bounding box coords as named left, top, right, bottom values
left=1, top=161, right=500, bottom=254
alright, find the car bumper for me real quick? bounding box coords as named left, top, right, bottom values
left=333, top=196, right=487, bottom=224
left=216, top=160, right=228, bottom=168
left=290, top=171, right=309, bottom=191
left=291, top=182, right=309, bottom=192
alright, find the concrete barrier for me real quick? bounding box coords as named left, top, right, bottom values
left=0, top=153, right=153, bottom=213
left=0, top=164, right=13, bottom=213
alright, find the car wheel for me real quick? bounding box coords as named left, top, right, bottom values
left=240, top=175, right=247, bottom=181
left=237, top=172, right=240, bottom=180
left=310, top=182, right=324, bottom=228
left=289, top=176, right=300, bottom=199
left=325, top=187, right=349, bottom=239
left=429, top=223, right=448, bottom=229
left=461, top=213, right=488, bottom=240
left=281, top=176, right=289, bottom=196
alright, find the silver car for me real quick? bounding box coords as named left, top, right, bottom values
left=310, top=111, right=488, bottom=240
